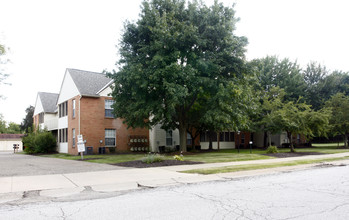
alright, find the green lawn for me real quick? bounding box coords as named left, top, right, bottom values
left=41, top=145, right=349, bottom=164
left=312, top=142, right=344, bottom=148
left=182, top=156, right=349, bottom=175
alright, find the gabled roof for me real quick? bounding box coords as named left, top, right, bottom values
left=0, top=134, right=25, bottom=139
left=67, top=69, right=113, bottom=97
left=38, top=92, right=59, bottom=113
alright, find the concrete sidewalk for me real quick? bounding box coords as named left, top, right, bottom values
left=1, top=152, right=348, bottom=202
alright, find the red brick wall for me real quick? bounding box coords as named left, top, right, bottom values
left=67, top=95, right=80, bottom=155
left=69, top=96, right=149, bottom=155
left=235, top=131, right=251, bottom=148
left=33, top=115, right=39, bottom=130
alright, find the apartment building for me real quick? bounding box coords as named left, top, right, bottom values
left=33, top=69, right=148, bottom=155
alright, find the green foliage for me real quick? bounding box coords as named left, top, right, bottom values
left=108, top=0, right=250, bottom=152
left=21, top=105, right=34, bottom=133
left=0, top=43, right=10, bottom=91
left=325, top=93, right=349, bottom=147
left=266, top=145, right=278, bottom=154
left=252, top=56, right=306, bottom=102
left=6, top=122, right=21, bottom=134
left=0, top=114, right=21, bottom=134
left=302, top=62, right=328, bottom=110
left=0, top=114, right=6, bottom=133
left=141, top=153, right=164, bottom=164
left=173, top=154, right=184, bottom=161
left=23, top=130, right=57, bottom=154
left=261, top=87, right=329, bottom=152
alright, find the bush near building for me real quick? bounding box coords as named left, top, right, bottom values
left=23, top=130, right=56, bottom=154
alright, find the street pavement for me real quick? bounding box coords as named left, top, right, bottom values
left=1, top=162, right=349, bottom=219
left=0, top=152, right=349, bottom=205
left=0, top=152, right=125, bottom=177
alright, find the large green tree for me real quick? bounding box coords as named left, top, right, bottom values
left=21, top=105, right=34, bottom=133
left=252, top=56, right=306, bottom=102
left=325, top=93, right=349, bottom=147
left=109, top=0, right=249, bottom=151
left=302, top=62, right=328, bottom=110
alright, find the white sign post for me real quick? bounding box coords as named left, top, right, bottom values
left=77, top=135, right=85, bottom=160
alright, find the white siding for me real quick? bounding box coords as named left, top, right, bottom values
left=0, top=140, right=23, bottom=151
left=98, top=86, right=112, bottom=97
left=58, top=116, right=68, bottom=129
left=58, top=143, right=68, bottom=153
left=57, top=70, right=80, bottom=104
left=200, top=141, right=235, bottom=150
left=44, top=113, right=58, bottom=130
left=149, top=124, right=180, bottom=152
left=33, top=94, right=44, bottom=115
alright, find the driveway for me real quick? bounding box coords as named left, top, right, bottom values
left=0, top=152, right=126, bottom=177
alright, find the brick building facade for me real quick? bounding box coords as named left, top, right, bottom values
left=33, top=69, right=148, bottom=155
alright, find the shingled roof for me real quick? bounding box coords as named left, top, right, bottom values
left=0, top=134, right=25, bottom=139
left=67, top=69, right=113, bottom=97
left=38, top=92, right=59, bottom=113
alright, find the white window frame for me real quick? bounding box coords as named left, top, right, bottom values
left=72, top=129, right=76, bottom=147
left=105, top=129, right=116, bottom=146
left=105, top=100, right=115, bottom=118
left=72, top=99, right=76, bottom=118
left=166, top=130, right=173, bottom=146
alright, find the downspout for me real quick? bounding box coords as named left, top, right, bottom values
left=79, top=95, right=82, bottom=135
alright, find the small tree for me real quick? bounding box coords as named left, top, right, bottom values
left=261, top=87, right=329, bottom=152
left=325, top=93, right=349, bottom=147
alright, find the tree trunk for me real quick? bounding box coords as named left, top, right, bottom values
left=263, top=131, right=268, bottom=148
left=344, top=135, right=348, bottom=148
left=217, top=132, right=220, bottom=151
left=208, top=132, right=213, bottom=151
left=179, top=121, right=187, bottom=152
left=267, top=131, right=271, bottom=147
left=287, top=132, right=295, bottom=153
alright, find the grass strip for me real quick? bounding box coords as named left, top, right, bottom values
left=182, top=156, right=349, bottom=175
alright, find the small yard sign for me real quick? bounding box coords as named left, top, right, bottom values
left=77, top=142, right=85, bottom=153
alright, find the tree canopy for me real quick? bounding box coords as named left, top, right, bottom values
left=109, top=0, right=251, bottom=151
left=21, top=105, right=34, bottom=133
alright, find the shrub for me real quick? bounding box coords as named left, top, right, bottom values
left=23, top=130, right=57, bottom=154
left=141, top=153, right=164, bottom=164
left=173, top=154, right=184, bottom=161
left=266, top=145, right=279, bottom=154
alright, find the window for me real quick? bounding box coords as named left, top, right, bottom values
left=200, top=131, right=206, bottom=142
left=105, top=100, right=115, bottom=118
left=59, top=128, right=68, bottom=143
left=105, top=129, right=116, bottom=146
left=229, top=132, right=235, bottom=142
left=72, top=129, right=76, bottom=147
left=211, top=132, right=217, bottom=142
left=201, top=131, right=235, bottom=142
left=59, top=101, right=68, bottom=118
left=39, top=113, right=44, bottom=123
left=166, top=130, right=172, bottom=146
left=187, top=132, right=192, bottom=145
left=72, top=100, right=76, bottom=118
left=241, top=133, right=245, bottom=144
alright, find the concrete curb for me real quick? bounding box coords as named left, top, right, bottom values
left=0, top=152, right=348, bottom=203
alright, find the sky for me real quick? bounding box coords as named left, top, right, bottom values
left=0, top=0, right=349, bottom=124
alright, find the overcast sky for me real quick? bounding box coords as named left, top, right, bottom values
left=0, top=0, right=348, bottom=124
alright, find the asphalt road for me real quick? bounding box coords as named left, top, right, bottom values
left=0, top=152, right=125, bottom=177
left=1, top=164, right=348, bottom=219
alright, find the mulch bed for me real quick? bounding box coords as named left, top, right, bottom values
left=112, top=160, right=203, bottom=168
left=264, top=152, right=326, bottom=158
